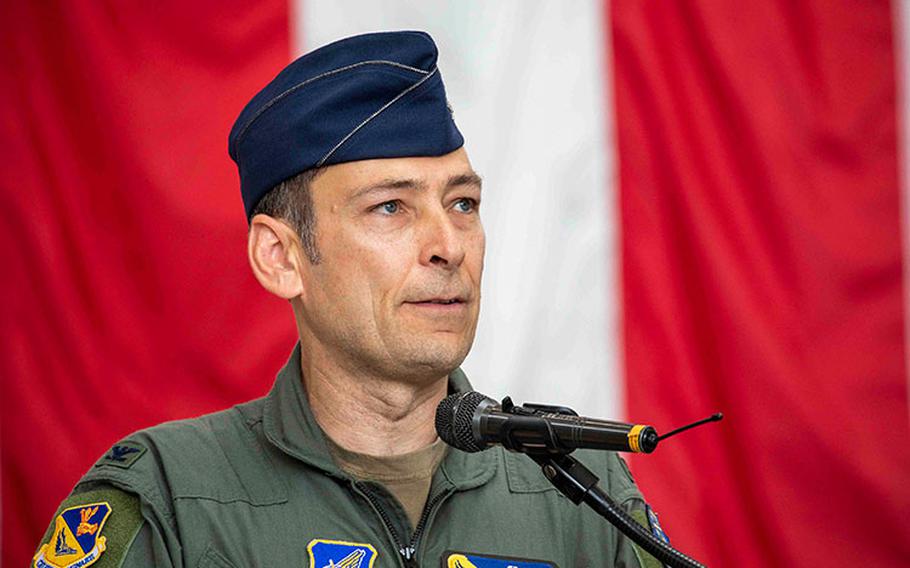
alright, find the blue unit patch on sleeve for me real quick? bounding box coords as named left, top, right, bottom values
left=646, top=505, right=670, bottom=544
left=34, top=502, right=112, bottom=568
left=442, top=551, right=557, bottom=568
left=307, top=539, right=377, bottom=568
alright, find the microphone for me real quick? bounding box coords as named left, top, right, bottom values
left=435, top=391, right=659, bottom=454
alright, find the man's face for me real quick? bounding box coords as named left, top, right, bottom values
left=296, top=148, right=484, bottom=382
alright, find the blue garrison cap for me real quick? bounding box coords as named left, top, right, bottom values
left=229, top=31, right=464, bottom=219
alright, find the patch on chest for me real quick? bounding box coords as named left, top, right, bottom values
left=33, top=502, right=112, bottom=568
left=442, top=551, right=557, bottom=568
left=307, top=539, right=377, bottom=568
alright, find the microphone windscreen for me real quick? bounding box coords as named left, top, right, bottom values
left=435, top=391, right=489, bottom=452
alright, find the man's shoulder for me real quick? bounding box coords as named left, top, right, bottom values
left=76, top=396, right=286, bottom=518
left=130, top=396, right=266, bottom=455
left=109, top=396, right=266, bottom=468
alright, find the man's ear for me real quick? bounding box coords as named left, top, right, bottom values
left=248, top=214, right=305, bottom=300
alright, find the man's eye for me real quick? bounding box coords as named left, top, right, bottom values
left=453, top=198, right=477, bottom=213
left=375, top=200, right=400, bottom=215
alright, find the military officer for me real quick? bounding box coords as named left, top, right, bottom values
left=34, top=31, right=666, bottom=568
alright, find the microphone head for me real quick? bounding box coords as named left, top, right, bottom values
left=435, top=391, right=490, bottom=453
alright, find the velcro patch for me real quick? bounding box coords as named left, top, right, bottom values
left=34, top=502, right=112, bottom=568
left=646, top=505, right=670, bottom=544
left=34, top=488, right=142, bottom=568
left=97, top=441, right=147, bottom=469
left=442, top=551, right=557, bottom=568
left=307, top=539, right=377, bottom=568
left=627, top=505, right=667, bottom=568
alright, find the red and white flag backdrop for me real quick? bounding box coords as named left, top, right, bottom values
left=3, top=2, right=909, bottom=566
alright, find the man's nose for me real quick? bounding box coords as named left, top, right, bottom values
left=418, top=209, right=465, bottom=269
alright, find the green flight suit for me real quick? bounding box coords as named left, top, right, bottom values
left=36, top=345, right=663, bottom=567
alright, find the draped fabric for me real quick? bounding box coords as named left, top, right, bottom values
left=613, top=2, right=910, bottom=565
left=3, top=2, right=909, bottom=567
left=0, top=2, right=294, bottom=564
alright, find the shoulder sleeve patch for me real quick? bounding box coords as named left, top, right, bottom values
left=96, top=441, right=147, bottom=469
left=645, top=505, right=670, bottom=544
left=626, top=503, right=668, bottom=568
left=34, top=487, right=144, bottom=568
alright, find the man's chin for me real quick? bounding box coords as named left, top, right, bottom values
left=389, top=343, right=473, bottom=381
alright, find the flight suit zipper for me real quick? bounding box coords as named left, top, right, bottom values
left=401, top=489, right=451, bottom=561
left=354, top=481, right=453, bottom=567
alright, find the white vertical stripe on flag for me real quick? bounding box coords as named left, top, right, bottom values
left=294, top=1, right=621, bottom=417
left=897, top=0, right=910, bottom=424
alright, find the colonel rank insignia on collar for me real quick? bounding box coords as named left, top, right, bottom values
left=33, top=502, right=112, bottom=568
left=307, top=539, right=377, bottom=568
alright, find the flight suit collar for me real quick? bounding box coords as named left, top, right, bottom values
left=262, top=343, right=339, bottom=475
left=262, top=343, right=496, bottom=489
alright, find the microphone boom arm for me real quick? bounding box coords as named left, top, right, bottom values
left=529, top=452, right=706, bottom=568
left=500, top=397, right=708, bottom=568
left=436, top=392, right=717, bottom=567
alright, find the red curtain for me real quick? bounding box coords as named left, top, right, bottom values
left=0, top=3, right=292, bottom=565
left=613, top=1, right=910, bottom=565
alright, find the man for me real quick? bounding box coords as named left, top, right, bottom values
left=34, top=31, right=665, bottom=568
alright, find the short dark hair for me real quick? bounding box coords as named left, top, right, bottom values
left=250, top=168, right=322, bottom=263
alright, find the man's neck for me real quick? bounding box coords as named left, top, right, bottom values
left=299, top=348, right=448, bottom=457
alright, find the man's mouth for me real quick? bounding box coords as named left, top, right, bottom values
left=405, top=296, right=467, bottom=307
left=402, top=295, right=471, bottom=322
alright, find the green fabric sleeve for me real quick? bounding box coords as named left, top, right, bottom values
left=624, top=501, right=666, bottom=568
left=604, top=453, right=665, bottom=568
left=32, top=486, right=151, bottom=568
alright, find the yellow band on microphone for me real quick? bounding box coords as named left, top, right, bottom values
left=628, top=424, right=646, bottom=453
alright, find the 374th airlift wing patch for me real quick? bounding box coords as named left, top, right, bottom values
left=33, top=502, right=112, bottom=568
